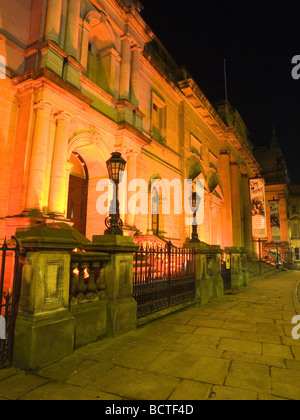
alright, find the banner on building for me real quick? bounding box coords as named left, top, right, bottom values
left=269, top=200, right=282, bottom=243
left=250, top=178, right=267, bottom=239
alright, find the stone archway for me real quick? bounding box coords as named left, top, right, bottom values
left=67, top=152, right=89, bottom=236
left=67, top=132, right=112, bottom=239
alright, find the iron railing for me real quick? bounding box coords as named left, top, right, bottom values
left=133, top=242, right=196, bottom=318
left=0, top=238, right=23, bottom=368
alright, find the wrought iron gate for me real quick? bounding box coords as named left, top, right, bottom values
left=133, top=242, right=196, bottom=318
left=0, top=238, right=22, bottom=368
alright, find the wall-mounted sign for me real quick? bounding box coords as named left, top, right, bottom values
left=269, top=200, right=282, bottom=243
left=250, top=178, right=267, bottom=239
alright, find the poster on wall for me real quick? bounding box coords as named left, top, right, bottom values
left=250, top=178, right=267, bottom=239
left=269, top=200, right=282, bottom=243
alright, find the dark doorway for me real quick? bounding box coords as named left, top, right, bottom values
left=67, top=153, right=89, bottom=236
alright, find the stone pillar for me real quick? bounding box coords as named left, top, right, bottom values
left=227, top=247, right=244, bottom=289
left=26, top=100, right=53, bottom=212
left=230, top=162, right=243, bottom=247
left=130, top=45, right=141, bottom=108
left=126, top=150, right=138, bottom=228
left=13, top=227, right=78, bottom=370
left=80, top=20, right=90, bottom=70
left=185, top=242, right=223, bottom=305
left=44, top=0, right=63, bottom=44
left=48, top=112, right=73, bottom=217
left=119, top=35, right=131, bottom=101
left=219, top=151, right=233, bottom=247
left=65, top=0, right=81, bottom=59
left=91, top=235, right=138, bottom=338
left=207, top=246, right=224, bottom=298
left=242, top=174, right=253, bottom=251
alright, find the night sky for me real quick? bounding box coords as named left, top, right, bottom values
left=140, top=0, right=300, bottom=183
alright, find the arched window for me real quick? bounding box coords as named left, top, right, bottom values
left=85, top=13, right=119, bottom=98
left=67, top=152, right=89, bottom=236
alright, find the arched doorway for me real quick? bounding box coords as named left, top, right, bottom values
left=67, top=152, right=89, bottom=236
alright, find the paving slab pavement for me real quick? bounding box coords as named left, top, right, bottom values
left=0, top=270, right=300, bottom=400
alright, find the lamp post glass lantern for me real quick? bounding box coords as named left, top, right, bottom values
left=105, top=152, right=127, bottom=235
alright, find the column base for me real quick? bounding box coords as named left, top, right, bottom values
left=47, top=212, right=70, bottom=222
left=3, top=213, right=48, bottom=240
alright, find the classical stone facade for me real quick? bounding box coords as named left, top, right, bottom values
left=0, top=0, right=261, bottom=250
left=254, top=128, right=300, bottom=268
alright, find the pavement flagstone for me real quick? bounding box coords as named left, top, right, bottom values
left=0, top=270, right=300, bottom=400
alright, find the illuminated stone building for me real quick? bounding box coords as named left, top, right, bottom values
left=0, top=0, right=261, bottom=250
left=254, top=128, right=296, bottom=266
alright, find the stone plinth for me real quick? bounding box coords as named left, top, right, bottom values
left=92, top=235, right=138, bottom=338
left=13, top=226, right=79, bottom=370
left=184, top=242, right=224, bottom=305
left=226, top=247, right=249, bottom=289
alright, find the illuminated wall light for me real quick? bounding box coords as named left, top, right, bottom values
left=73, top=268, right=79, bottom=276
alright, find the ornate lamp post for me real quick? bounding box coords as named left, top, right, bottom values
left=190, top=191, right=200, bottom=243
left=105, top=152, right=127, bottom=235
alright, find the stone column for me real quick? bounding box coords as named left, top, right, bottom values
left=44, top=0, right=63, bottom=44
left=242, top=173, right=253, bottom=251
left=26, top=100, right=53, bottom=212
left=48, top=112, right=73, bottom=217
left=219, top=151, right=233, bottom=247
left=80, top=20, right=90, bottom=70
left=130, top=45, right=141, bottom=108
left=126, top=150, right=138, bottom=227
left=64, top=0, right=81, bottom=59
left=226, top=247, right=244, bottom=289
left=230, top=162, right=243, bottom=247
left=119, top=35, right=131, bottom=101
left=13, top=226, right=78, bottom=370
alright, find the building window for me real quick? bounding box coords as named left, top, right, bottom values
left=191, top=134, right=202, bottom=159
left=295, top=248, right=300, bottom=261
left=292, top=223, right=299, bottom=238
left=292, top=205, right=298, bottom=214
left=151, top=186, right=160, bottom=236
left=151, top=93, right=166, bottom=142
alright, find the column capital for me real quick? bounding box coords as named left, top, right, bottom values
left=54, top=111, right=73, bottom=124
left=115, top=145, right=140, bottom=158
left=131, top=44, right=143, bottom=54
left=126, top=148, right=140, bottom=158
left=33, top=99, right=53, bottom=112
left=120, top=33, right=134, bottom=44
left=230, top=159, right=240, bottom=168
